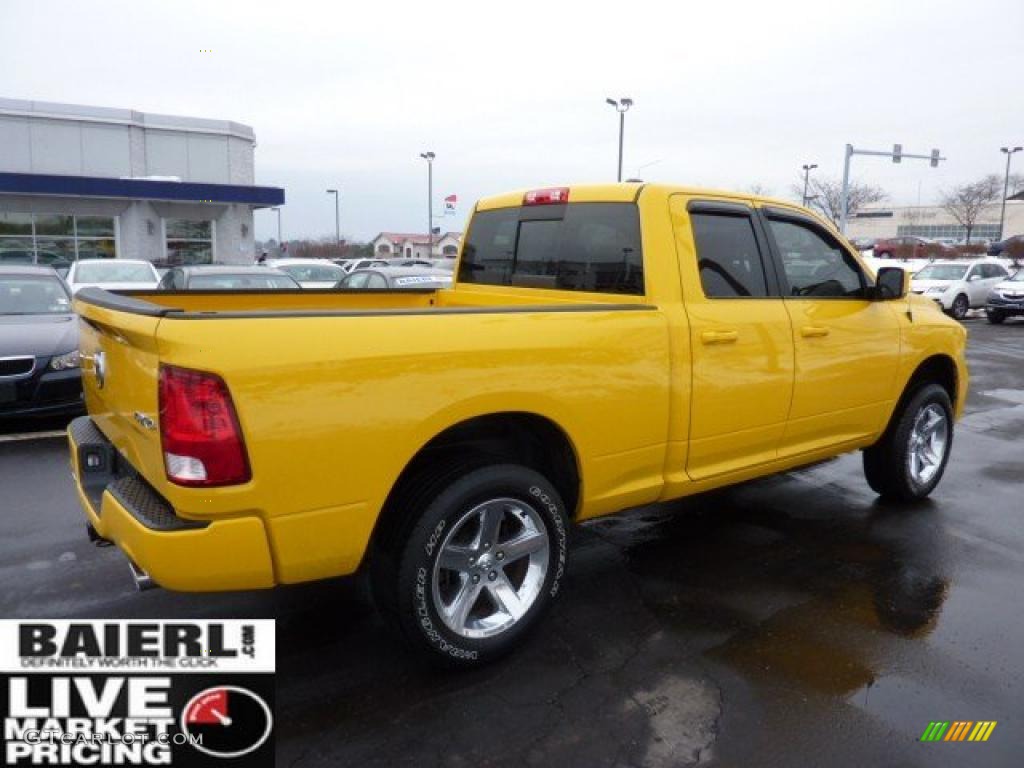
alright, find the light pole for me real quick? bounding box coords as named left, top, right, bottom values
left=999, top=146, right=1022, bottom=241
left=605, top=97, right=633, bottom=182
left=325, top=189, right=340, bottom=245
left=271, top=207, right=281, bottom=242
left=801, top=163, right=818, bottom=207
left=420, top=152, right=435, bottom=255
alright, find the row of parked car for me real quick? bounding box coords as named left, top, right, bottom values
left=849, top=234, right=1024, bottom=260
left=860, top=254, right=1024, bottom=322
left=46, top=256, right=456, bottom=294
left=0, top=256, right=456, bottom=420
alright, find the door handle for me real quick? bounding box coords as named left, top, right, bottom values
left=800, top=325, right=830, bottom=338
left=701, top=330, right=739, bottom=345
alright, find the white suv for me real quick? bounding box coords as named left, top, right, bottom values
left=910, top=260, right=1010, bottom=319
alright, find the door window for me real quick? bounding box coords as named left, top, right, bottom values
left=690, top=212, right=770, bottom=298
left=767, top=218, right=866, bottom=298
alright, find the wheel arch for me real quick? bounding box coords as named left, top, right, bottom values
left=369, top=411, right=581, bottom=556
left=882, top=354, right=960, bottom=440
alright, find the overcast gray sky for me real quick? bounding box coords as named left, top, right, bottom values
left=2, top=0, right=1022, bottom=243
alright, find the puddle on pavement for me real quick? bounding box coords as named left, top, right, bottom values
left=592, top=477, right=953, bottom=700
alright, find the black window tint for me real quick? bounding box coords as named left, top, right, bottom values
left=690, top=213, right=769, bottom=298
left=459, top=203, right=643, bottom=294
left=768, top=219, right=866, bottom=298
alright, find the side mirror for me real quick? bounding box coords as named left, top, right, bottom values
left=874, top=266, right=909, bottom=300
left=968, top=274, right=980, bottom=282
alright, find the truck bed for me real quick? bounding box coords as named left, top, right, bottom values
left=71, top=284, right=669, bottom=588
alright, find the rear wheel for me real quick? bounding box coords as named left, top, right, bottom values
left=863, top=383, right=954, bottom=502
left=372, top=463, right=569, bottom=667
left=986, top=310, right=1006, bottom=324
left=949, top=293, right=969, bottom=320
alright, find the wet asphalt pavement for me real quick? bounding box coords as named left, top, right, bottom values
left=1, top=316, right=1022, bottom=767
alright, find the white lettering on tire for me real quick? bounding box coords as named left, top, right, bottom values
left=414, top=566, right=478, bottom=661
left=529, top=485, right=567, bottom=598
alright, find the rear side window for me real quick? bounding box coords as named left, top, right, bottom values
left=459, top=203, right=643, bottom=294
left=690, top=212, right=770, bottom=298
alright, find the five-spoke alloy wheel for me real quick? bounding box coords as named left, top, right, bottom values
left=373, top=463, right=568, bottom=667
left=863, top=383, right=954, bottom=501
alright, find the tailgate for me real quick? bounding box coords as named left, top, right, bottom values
left=76, top=292, right=166, bottom=487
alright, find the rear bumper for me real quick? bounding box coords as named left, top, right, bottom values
left=68, top=416, right=275, bottom=591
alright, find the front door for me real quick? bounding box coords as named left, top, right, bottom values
left=759, top=207, right=901, bottom=457
left=671, top=196, right=794, bottom=481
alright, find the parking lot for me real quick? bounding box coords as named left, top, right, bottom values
left=1, top=316, right=1021, bottom=767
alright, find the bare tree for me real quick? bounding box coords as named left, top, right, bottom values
left=746, top=183, right=772, bottom=196
left=939, top=175, right=1002, bottom=244
left=1007, top=173, right=1024, bottom=197
left=790, top=177, right=887, bottom=225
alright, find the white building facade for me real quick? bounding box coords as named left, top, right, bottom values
left=371, top=231, right=462, bottom=260
left=846, top=200, right=1024, bottom=243
left=0, top=98, right=284, bottom=266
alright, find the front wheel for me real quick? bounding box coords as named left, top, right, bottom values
left=863, top=383, right=954, bottom=502
left=986, top=310, right=1006, bottom=325
left=373, top=463, right=569, bottom=667
left=949, top=293, right=969, bottom=320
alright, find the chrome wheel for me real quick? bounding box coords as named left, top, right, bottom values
left=907, top=403, right=948, bottom=486
left=432, top=498, right=549, bottom=639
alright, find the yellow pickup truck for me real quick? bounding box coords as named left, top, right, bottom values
left=69, top=183, right=967, bottom=665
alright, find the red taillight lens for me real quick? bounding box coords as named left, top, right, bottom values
left=523, top=187, right=570, bottom=206
left=158, top=365, right=251, bottom=487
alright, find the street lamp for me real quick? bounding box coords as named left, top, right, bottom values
left=271, top=207, right=281, bottom=242
left=420, top=152, right=436, bottom=255
left=801, top=163, right=818, bottom=207
left=999, top=146, right=1022, bottom=241
left=605, top=97, right=633, bottom=182
left=325, top=189, right=340, bottom=245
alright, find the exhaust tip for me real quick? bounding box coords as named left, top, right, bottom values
left=127, top=559, right=157, bottom=592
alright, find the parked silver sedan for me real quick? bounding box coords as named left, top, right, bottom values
left=337, top=266, right=453, bottom=290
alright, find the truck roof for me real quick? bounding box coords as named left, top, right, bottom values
left=474, top=182, right=801, bottom=212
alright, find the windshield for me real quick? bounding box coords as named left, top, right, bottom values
left=277, top=263, right=344, bottom=282
left=914, top=264, right=968, bottom=281
left=189, top=274, right=300, bottom=289
left=0, top=275, right=72, bottom=315
left=1008, top=270, right=1024, bottom=283
left=74, top=261, right=155, bottom=283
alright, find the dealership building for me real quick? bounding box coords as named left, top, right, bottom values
left=846, top=198, right=1024, bottom=243
left=0, top=97, right=284, bottom=266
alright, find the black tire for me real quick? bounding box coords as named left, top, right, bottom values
left=372, top=463, right=569, bottom=667
left=949, top=293, right=969, bottom=320
left=863, top=383, right=954, bottom=502
left=986, top=310, right=1006, bottom=325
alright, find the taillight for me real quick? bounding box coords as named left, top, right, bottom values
left=158, top=365, right=251, bottom=487
left=523, top=187, right=570, bottom=206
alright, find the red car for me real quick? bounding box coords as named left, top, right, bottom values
left=873, top=236, right=953, bottom=259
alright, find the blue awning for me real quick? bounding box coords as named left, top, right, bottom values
left=0, top=172, right=284, bottom=207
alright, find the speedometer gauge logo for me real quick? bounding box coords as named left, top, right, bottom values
left=182, top=685, right=273, bottom=759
